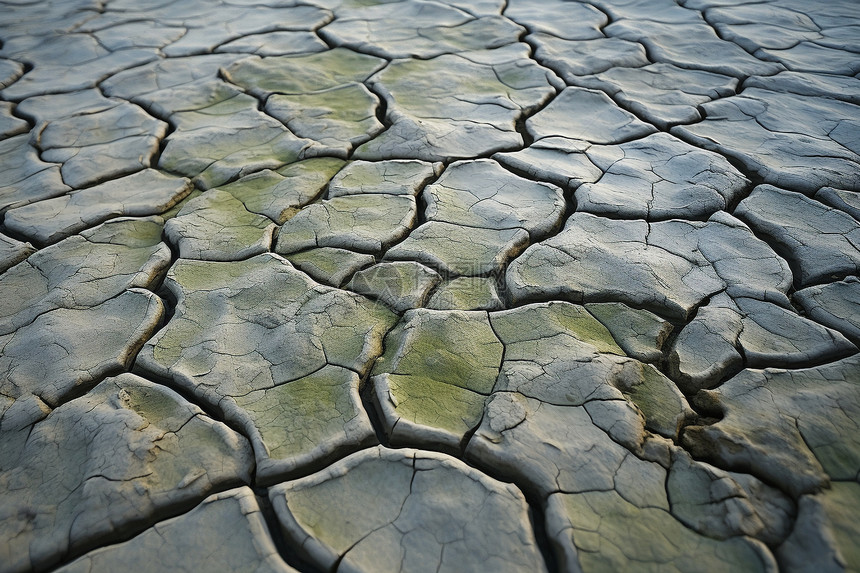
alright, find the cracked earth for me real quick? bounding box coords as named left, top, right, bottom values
left=0, top=0, right=858, bottom=571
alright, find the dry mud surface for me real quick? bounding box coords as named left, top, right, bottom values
left=1, top=0, right=859, bottom=571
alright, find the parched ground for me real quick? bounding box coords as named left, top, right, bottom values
left=0, top=0, right=859, bottom=571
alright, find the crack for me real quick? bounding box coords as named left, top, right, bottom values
left=374, top=165, right=445, bottom=262
left=0, top=216, right=39, bottom=245
left=358, top=321, right=401, bottom=448
left=355, top=68, right=393, bottom=160
left=331, top=461, right=416, bottom=569
left=252, top=486, right=324, bottom=573
left=698, top=3, right=797, bottom=66
left=128, top=367, right=257, bottom=470
left=525, top=489, right=560, bottom=573
left=0, top=3, right=855, bottom=572
left=41, top=481, right=255, bottom=573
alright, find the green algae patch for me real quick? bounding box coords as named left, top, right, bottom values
left=369, top=309, right=503, bottom=450
left=267, top=83, right=383, bottom=150
left=616, top=362, right=692, bottom=439
left=81, top=215, right=165, bottom=247
left=427, top=277, right=503, bottom=311
left=212, top=157, right=346, bottom=224
left=491, top=301, right=624, bottom=355
left=548, top=489, right=775, bottom=572
left=383, top=373, right=486, bottom=438
left=223, top=48, right=386, bottom=95
left=233, top=365, right=375, bottom=478
left=373, top=309, right=502, bottom=394
left=586, top=301, right=673, bottom=363
left=286, top=247, right=374, bottom=286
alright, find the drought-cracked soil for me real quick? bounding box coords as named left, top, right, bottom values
left=0, top=0, right=859, bottom=571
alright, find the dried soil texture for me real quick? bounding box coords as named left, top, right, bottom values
left=0, top=0, right=859, bottom=572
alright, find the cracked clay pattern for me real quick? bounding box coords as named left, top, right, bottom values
left=0, top=0, right=858, bottom=572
